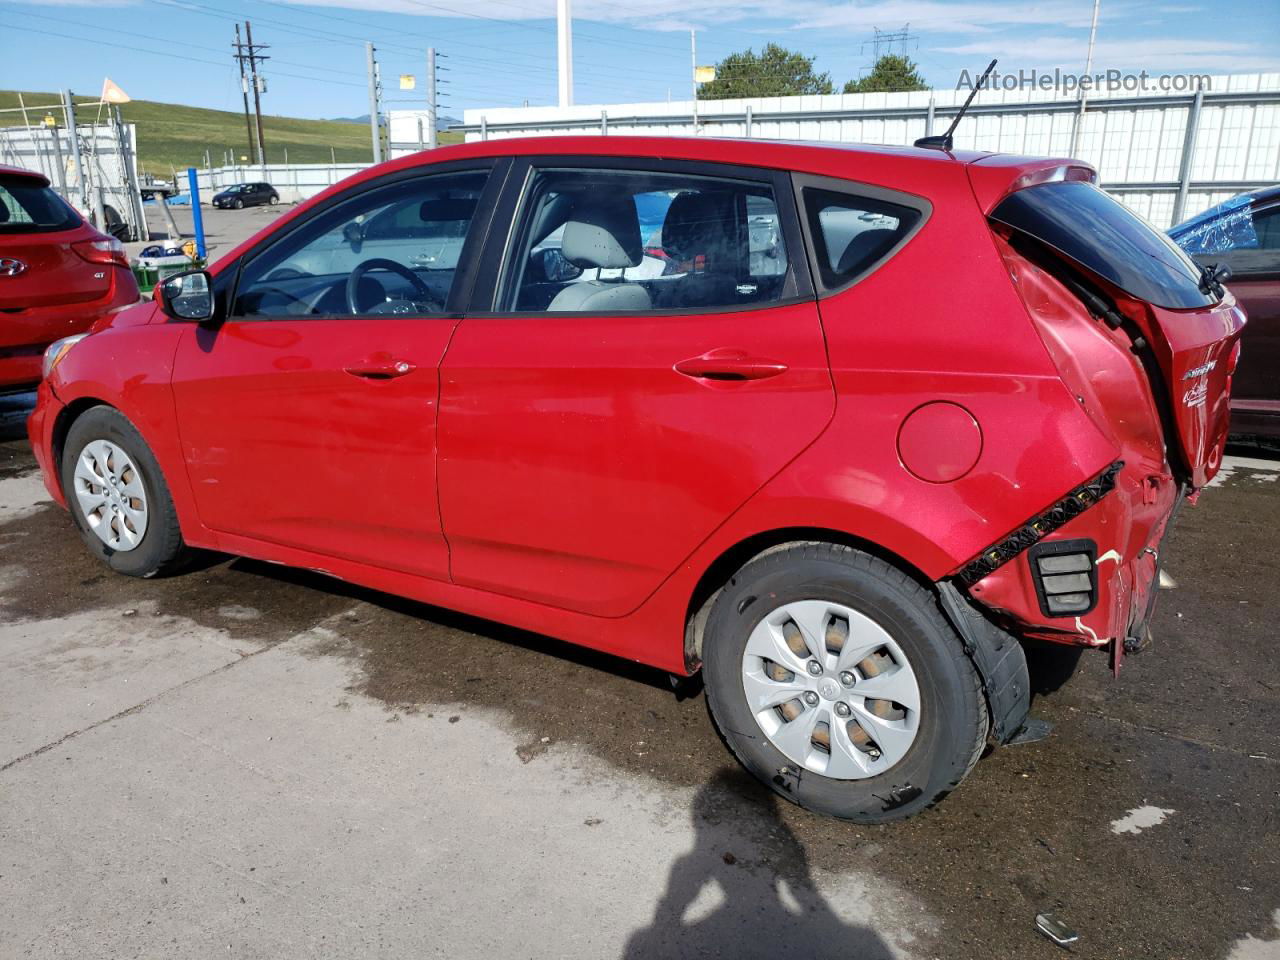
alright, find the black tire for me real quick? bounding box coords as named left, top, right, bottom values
left=269, top=194, right=279, bottom=205
left=60, top=406, right=188, bottom=578
left=233, top=198, right=244, bottom=209
left=702, top=542, right=989, bottom=823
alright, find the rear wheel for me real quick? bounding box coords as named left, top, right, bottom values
left=268, top=194, right=279, bottom=205
left=60, top=407, right=188, bottom=577
left=702, top=543, right=988, bottom=822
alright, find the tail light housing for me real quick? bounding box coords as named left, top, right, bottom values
left=72, top=236, right=129, bottom=268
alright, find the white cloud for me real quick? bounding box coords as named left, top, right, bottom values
left=794, top=0, right=1100, bottom=34
left=936, top=35, right=1279, bottom=72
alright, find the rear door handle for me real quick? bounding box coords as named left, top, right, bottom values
left=344, top=358, right=417, bottom=379
left=674, top=349, right=788, bottom=382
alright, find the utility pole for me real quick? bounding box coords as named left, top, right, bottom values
left=1070, top=0, right=1101, bottom=157
left=61, top=90, right=89, bottom=211
left=690, top=29, right=698, bottom=135
left=245, top=21, right=268, bottom=170
left=556, top=0, right=574, bottom=108
left=233, top=24, right=254, bottom=161
left=427, top=46, right=439, bottom=149
left=366, top=42, right=382, bottom=163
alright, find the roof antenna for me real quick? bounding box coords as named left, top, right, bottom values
left=915, top=59, right=997, bottom=152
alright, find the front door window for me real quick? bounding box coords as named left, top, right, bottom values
left=233, top=171, right=489, bottom=318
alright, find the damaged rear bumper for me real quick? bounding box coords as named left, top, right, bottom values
left=958, top=459, right=1181, bottom=662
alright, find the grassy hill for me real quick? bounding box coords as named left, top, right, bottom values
left=0, top=90, right=461, bottom=176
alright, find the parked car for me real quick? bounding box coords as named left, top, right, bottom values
left=212, top=182, right=279, bottom=209
left=1170, top=187, right=1279, bottom=439
left=29, top=138, right=1243, bottom=822
left=0, top=165, right=138, bottom=394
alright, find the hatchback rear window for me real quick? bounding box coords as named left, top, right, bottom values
left=991, top=180, right=1215, bottom=310
left=0, top=175, right=81, bottom=234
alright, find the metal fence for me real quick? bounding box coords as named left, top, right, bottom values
left=189, top=162, right=369, bottom=204
left=424, top=71, right=1280, bottom=228
left=0, top=121, right=146, bottom=240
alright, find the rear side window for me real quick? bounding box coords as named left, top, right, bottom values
left=802, top=188, right=924, bottom=291
left=500, top=167, right=792, bottom=314
left=0, top=175, right=81, bottom=234
left=992, top=181, right=1215, bottom=309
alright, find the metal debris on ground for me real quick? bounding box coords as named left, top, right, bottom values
left=1036, top=912, right=1080, bottom=947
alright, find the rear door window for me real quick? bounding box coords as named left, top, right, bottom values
left=0, top=175, right=81, bottom=233
left=992, top=180, right=1216, bottom=309
left=498, top=167, right=793, bottom=314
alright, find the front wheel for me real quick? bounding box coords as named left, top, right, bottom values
left=268, top=194, right=279, bottom=205
left=233, top=198, right=244, bottom=209
left=702, top=543, right=989, bottom=822
left=60, top=406, right=189, bottom=577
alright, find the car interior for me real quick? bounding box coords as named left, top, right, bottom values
left=232, top=175, right=487, bottom=317
left=506, top=171, right=790, bottom=313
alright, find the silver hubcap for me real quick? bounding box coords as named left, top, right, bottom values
left=741, top=600, right=922, bottom=780
left=73, top=440, right=148, bottom=551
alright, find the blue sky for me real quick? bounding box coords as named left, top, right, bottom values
left=3, top=0, right=1278, bottom=119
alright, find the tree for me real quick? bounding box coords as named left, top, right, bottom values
left=843, top=54, right=929, bottom=94
left=698, top=44, right=834, bottom=100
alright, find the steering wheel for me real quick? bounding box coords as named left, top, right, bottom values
left=345, top=258, right=442, bottom=315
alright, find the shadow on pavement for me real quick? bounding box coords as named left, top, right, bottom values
left=621, top=769, right=897, bottom=960
left=0, top=391, right=35, bottom=443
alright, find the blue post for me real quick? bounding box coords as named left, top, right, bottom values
left=186, top=167, right=206, bottom=259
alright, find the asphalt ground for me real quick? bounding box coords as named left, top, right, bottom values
left=129, top=200, right=300, bottom=263
left=1, top=395, right=1278, bottom=959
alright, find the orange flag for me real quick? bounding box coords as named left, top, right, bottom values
left=101, top=77, right=131, bottom=104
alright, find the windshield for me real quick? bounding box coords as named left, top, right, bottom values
left=0, top=175, right=81, bottom=234
left=991, top=180, right=1216, bottom=310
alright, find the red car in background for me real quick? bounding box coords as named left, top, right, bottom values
left=0, top=165, right=138, bottom=393
left=28, top=137, right=1244, bottom=822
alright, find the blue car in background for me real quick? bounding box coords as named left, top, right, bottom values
left=1170, top=186, right=1280, bottom=440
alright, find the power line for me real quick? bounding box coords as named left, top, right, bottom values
left=4, top=21, right=365, bottom=90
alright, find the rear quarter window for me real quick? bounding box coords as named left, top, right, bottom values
left=0, top=176, right=81, bottom=234
left=991, top=180, right=1215, bottom=310
left=798, top=181, right=928, bottom=293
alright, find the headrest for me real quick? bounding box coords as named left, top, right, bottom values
left=420, top=197, right=478, bottom=222
left=836, top=228, right=896, bottom=275
left=0, top=203, right=8, bottom=223
left=560, top=194, right=642, bottom=269
left=660, top=191, right=737, bottom=263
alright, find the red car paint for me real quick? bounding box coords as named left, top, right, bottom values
left=28, top=137, right=1243, bottom=675
left=0, top=165, right=138, bottom=392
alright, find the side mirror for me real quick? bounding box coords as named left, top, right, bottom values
left=343, top=220, right=365, bottom=252
left=158, top=270, right=215, bottom=322
left=539, top=247, right=583, bottom=283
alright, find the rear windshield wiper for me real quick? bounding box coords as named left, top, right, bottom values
left=1197, top=262, right=1231, bottom=298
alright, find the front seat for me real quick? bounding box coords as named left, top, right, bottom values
left=548, top=195, right=651, bottom=312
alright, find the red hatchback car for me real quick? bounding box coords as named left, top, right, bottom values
left=28, top=137, right=1244, bottom=821
left=0, top=165, right=138, bottom=393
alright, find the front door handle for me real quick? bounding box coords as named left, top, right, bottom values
left=344, top=358, right=417, bottom=380
left=674, top=349, right=788, bottom=382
